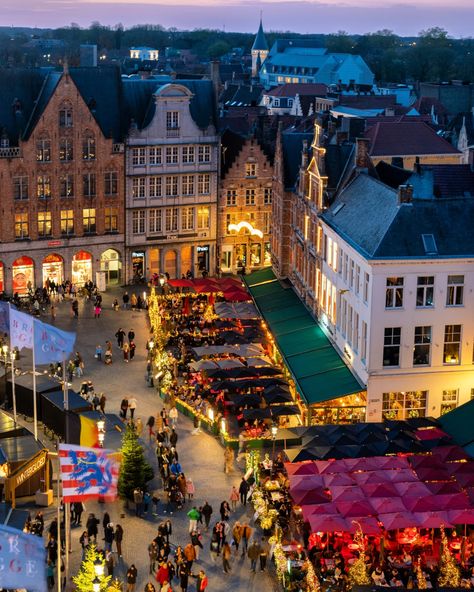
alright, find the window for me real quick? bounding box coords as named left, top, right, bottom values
left=382, top=391, right=427, bottom=420
left=132, top=210, right=146, bottom=234
left=226, top=213, right=237, bottom=234
left=182, top=146, right=195, bottom=164
left=59, top=106, right=73, bottom=127
left=60, top=175, right=74, bottom=198
left=363, top=272, right=369, bottom=303
left=197, top=206, right=210, bottom=229
left=245, top=189, right=255, bottom=205
left=165, top=207, right=178, bottom=232
left=149, top=147, right=162, bottom=165
left=264, top=187, right=272, bottom=204
left=166, top=111, right=179, bottom=129
left=226, top=189, right=237, bottom=206
left=444, top=324, right=462, bottom=365
left=14, top=212, right=29, bottom=238
left=385, top=277, right=404, bottom=308
left=13, top=176, right=28, bottom=200
left=413, top=326, right=431, bottom=366
left=263, top=211, right=271, bottom=234
left=132, top=147, right=146, bottom=166
left=181, top=207, right=195, bottom=231
left=441, top=390, right=458, bottom=415
left=197, top=174, right=210, bottom=195
left=338, top=248, right=343, bottom=276
left=416, top=276, right=434, bottom=307
left=349, top=260, right=355, bottom=289
left=36, top=138, right=51, bottom=162
left=82, top=134, right=96, bottom=160
left=83, top=174, right=96, bottom=198
left=132, top=177, right=146, bottom=199
left=198, top=145, right=211, bottom=163
left=165, top=176, right=179, bottom=197
left=59, top=138, right=73, bottom=162
left=355, top=265, right=360, bottom=295
left=343, top=254, right=348, bottom=282
left=245, top=162, right=257, bottom=177
left=83, top=208, right=96, bottom=233
left=60, top=209, right=74, bottom=235
left=104, top=172, right=118, bottom=196
left=182, top=175, right=194, bottom=196
left=165, top=146, right=179, bottom=165
left=37, top=211, right=52, bottom=237
left=37, top=176, right=51, bottom=199
left=353, top=312, right=359, bottom=352
left=149, top=209, right=162, bottom=234
left=105, top=207, right=118, bottom=233
left=383, top=327, right=401, bottom=367
left=361, top=321, right=367, bottom=362
left=446, top=275, right=464, bottom=306
left=149, top=176, right=162, bottom=198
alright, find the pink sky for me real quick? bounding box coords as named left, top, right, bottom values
left=2, top=0, right=474, bottom=37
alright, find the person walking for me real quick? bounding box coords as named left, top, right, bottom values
left=169, top=428, right=178, bottom=448
left=129, top=340, right=136, bottom=361
left=183, top=542, right=196, bottom=570
left=241, top=522, right=252, bottom=557
left=247, top=540, right=261, bottom=573
left=105, top=549, right=114, bottom=577
left=178, top=563, right=191, bottom=592
left=232, top=521, right=242, bottom=555
left=122, top=291, right=130, bottom=310
left=71, top=298, right=79, bottom=318
left=219, top=501, right=231, bottom=522
left=148, top=541, right=158, bottom=575
left=123, top=342, right=130, bottom=362
left=115, top=328, right=126, bottom=349
left=222, top=542, right=232, bottom=573
left=86, top=513, right=99, bottom=542
left=190, top=530, right=203, bottom=561
left=129, top=397, right=137, bottom=419
left=239, top=477, right=249, bottom=505
left=201, top=502, right=213, bottom=531
left=104, top=522, right=114, bottom=552
left=196, top=569, right=208, bottom=592
left=120, top=398, right=129, bottom=419
left=169, top=405, right=178, bottom=428
left=230, top=486, right=239, bottom=511
left=115, top=524, right=124, bottom=557
left=187, top=507, right=200, bottom=533
left=99, top=393, right=106, bottom=414
left=126, top=564, right=138, bottom=592
left=259, top=537, right=269, bottom=571
left=128, top=328, right=135, bottom=343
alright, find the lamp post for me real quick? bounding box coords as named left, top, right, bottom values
left=97, top=419, right=105, bottom=448
left=2, top=344, right=9, bottom=409
left=92, top=557, right=105, bottom=591
left=159, top=275, right=166, bottom=294
left=10, top=350, right=16, bottom=425
left=271, top=423, right=278, bottom=462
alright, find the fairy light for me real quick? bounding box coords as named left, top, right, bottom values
left=348, top=521, right=371, bottom=586
left=416, top=558, right=427, bottom=590
left=306, top=560, right=320, bottom=592
left=438, top=525, right=460, bottom=587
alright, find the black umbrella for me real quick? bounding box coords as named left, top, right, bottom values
left=262, top=391, right=293, bottom=404
left=264, top=384, right=290, bottom=394
left=285, top=448, right=323, bottom=462
left=366, top=441, right=390, bottom=455
left=212, top=379, right=250, bottom=391
left=405, top=416, right=439, bottom=429
left=251, top=366, right=283, bottom=377
left=308, top=446, right=342, bottom=460
left=333, top=444, right=363, bottom=458
left=259, top=377, right=289, bottom=388
left=242, top=408, right=272, bottom=420
left=327, top=432, right=360, bottom=446
left=225, top=393, right=261, bottom=406
left=270, top=404, right=300, bottom=417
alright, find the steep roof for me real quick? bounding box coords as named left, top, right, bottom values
left=449, top=111, right=474, bottom=146
left=252, top=19, right=268, bottom=52
left=325, top=143, right=355, bottom=190
left=220, top=128, right=246, bottom=177
left=281, top=130, right=312, bottom=190
left=365, top=121, right=461, bottom=157
left=265, top=83, right=327, bottom=98
left=322, top=173, right=474, bottom=259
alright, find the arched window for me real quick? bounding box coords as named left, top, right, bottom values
left=59, top=103, right=73, bottom=127
left=82, top=132, right=96, bottom=161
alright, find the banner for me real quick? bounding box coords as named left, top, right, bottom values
left=33, top=319, right=76, bottom=365
left=0, top=300, right=9, bottom=336
left=58, top=444, right=120, bottom=503
left=10, top=308, right=34, bottom=350
left=0, top=523, right=47, bottom=592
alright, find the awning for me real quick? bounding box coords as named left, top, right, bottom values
left=243, top=269, right=363, bottom=406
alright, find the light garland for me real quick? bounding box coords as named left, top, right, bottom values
left=348, top=521, right=371, bottom=586
left=251, top=487, right=278, bottom=530
left=273, top=541, right=288, bottom=585
left=438, top=525, right=460, bottom=587
left=306, top=560, right=320, bottom=592
left=246, top=449, right=261, bottom=479
left=416, top=558, right=427, bottom=590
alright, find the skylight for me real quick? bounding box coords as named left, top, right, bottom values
left=422, top=234, right=438, bottom=255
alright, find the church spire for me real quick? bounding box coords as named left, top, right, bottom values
left=252, top=16, right=268, bottom=52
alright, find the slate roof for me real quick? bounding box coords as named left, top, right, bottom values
left=218, top=64, right=247, bottom=84
left=221, top=84, right=263, bottom=107
left=411, top=164, right=474, bottom=199
left=337, top=94, right=397, bottom=109
left=220, top=128, right=246, bottom=177
left=281, top=130, right=313, bottom=190
left=365, top=121, right=461, bottom=157
left=325, top=143, right=355, bottom=190
left=375, top=160, right=412, bottom=189
left=252, top=19, right=268, bottom=52
left=265, top=83, right=327, bottom=98
left=322, top=173, right=474, bottom=259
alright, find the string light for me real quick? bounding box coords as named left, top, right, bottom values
left=416, top=558, right=427, bottom=590
left=438, top=525, right=460, bottom=587
left=348, top=521, right=371, bottom=586
left=306, top=560, right=320, bottom=592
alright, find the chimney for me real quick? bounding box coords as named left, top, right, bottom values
left=384, top=106, right=395, bottom=117
left=398, top=184, right=413, bottom=205
left=414, top=156, right=422, bottom=174
left=355, top=137, right=371, bottom=169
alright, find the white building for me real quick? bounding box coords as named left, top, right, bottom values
left=125, top=81, right=219, bottom=280
left=130, top=47, right=159, bottom=61
left=317, top=173, right=474, bottom=422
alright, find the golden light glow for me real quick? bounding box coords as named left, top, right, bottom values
left=228, top=221, right=263, bottom=238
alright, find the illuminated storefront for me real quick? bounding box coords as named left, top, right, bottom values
left=221, top=221, right=270, bottom=274
left=72, top=251, right=92, bottom=285
left=42, top=253, right=63, bottom=287
left=0, top=262, right=3, bottom=293
left=132, top=251, right=145, bottom=278
left=12, top=256, right=35, bottom=295
left=100, top=249, right=122, bottom=285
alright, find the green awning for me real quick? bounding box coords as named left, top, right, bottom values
left=439, top=399, right=474, bottom=447
left=243, top=269, right=364, bottom=406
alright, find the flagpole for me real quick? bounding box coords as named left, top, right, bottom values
left=32, top=319, right=37, bottom=441
left=57, top=486, right=61, bottom=592
left=63, top=356, right=70, bottom=585
left=8, top=303, right=17, bottom=426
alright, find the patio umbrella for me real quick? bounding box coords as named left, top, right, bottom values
left=332, top=444, right=363, bottom=458
left=405, top=417, right=439, bottom=429
left=366, top=441, right=390, bottom=456
left=223, top=289, right=250, bottom=302
left=251, top=367, right=283, bottom=377
left=167, top=278, right=195, bottom=288
left=285, top=462, right=320, bottom=476
left=323, top=473, right=355, bottom=487
left=246, top=357, right=273, bottom=367
left=448, top=509, right=474, bottom=525
left=413, top=511, right=453, bottom=529
left=361, top=482, right=400, bottom=498
left=327, top=432, right=360, bottom=446
left=308, top=514, right=349, bottom=533
left=262, top=391, right=293, bottom=404
left=336, top=500, right=375, bottom=518
left=432, top=445, right=470, bottom=463
left=292, top=489, right=332, bottom=506
left=455, top=473, right=474, bottom=488
left=445, top=461, right=474, bottom=476
left=425, top=481, right=462, bottom=495
left=415, top=427, right=451, bottom=441
left=353, top=471, right=391, bottom=486
left=330, top=487, right=366, bottom=502
left=264, top=383, right=290, bottom=394
left=347, top=517, right=381, bottom=535
left=301, top=503, right=338, bottom=520
left=379, top=512, right=419, bottom=531
left=216, top=358, right=245, bottom=369
left=270, top=405, right=300, bottom=417
left=225, top=393, right=261, bottom=407
left=350, top=457, right=390, bottom=472
left=370, top=497, right=407, bottom=514
left=289, top=475, right=324, bottom=491
left=404, top=496, right=439, bottom=512
left=259, top=377, right=289, bottom=387
left=188, top=359, right=218, bottom=371
left=306, top=446, right=339, bottom=460
left=383, top=469, right=418, bottom=483
left=285, top=448, right=323, bottom=463
left=219, top=278, right=243, bottom=289
left=414, top=467, right=450, bottom=482
left=430, top=492, right=471, bottom=510
left=374, top=456, right=410, bottom=470
left=242, top=408, right=272, bottom=421
left=395, top=482, right=431, bottom=497
left=409, top=455, right=447, bottom=470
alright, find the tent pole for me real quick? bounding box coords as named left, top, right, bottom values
left=32, top=321, right=38, bottom=441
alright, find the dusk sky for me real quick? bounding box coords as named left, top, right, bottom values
left=2, top=0, right=474, bottom=37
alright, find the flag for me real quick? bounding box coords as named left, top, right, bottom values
left=80, top=415, right=99, bottom=448
left=58, top=443, right=120, bottom=502
left=0, top=300, right=9, bottom=336
left=33, top=319, right=76, bottom=365
left=10, top=307, right=34, bottom=350
left=0, top=523, right=47, bottom=592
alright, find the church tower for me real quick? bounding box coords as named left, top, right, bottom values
left=251, top=17, right=268, bottom=78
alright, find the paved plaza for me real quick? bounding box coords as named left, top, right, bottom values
left=12, top=288, right=278, bottom=592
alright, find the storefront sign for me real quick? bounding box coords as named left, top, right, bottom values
left=197, top=245, right=209, bottom=253
left=11, top=450, right=48, bottom=489
left=47, top=240, right=63, bottom=247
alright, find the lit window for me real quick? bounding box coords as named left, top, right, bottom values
left=245, top=162, right=257, bottom=177
left=14, top=212, right=29, bottom=238
left=37, top=176, right=51, bottom=199
left=385, top=277, right=404, bottom=308
left=37, top=211, right=52, bottom=237
left=36, top=138, right=51, bottom=162
left=60, top=209, right=74, bottom=235
left=416, top=276, right=434, bottom=307
left=165, top=207, right=178, bottom=232
left=83, top=208, right=96, bottom=233
left=197, top=206, right=210, bottom=229
left=382, top=391, right=427, bottom=420
left=443, top=324, right=462, bottom=365
left=441, top=390, right=458, bottom=415
left=105, top=207, right=118, bottom=232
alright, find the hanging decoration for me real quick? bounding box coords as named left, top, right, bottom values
left=438, top=525, right=460, bottom=587
left=348, top=521, right=371, bottom=586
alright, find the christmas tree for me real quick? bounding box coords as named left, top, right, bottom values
left=118, top=423, right=155, bottom=500
left=72, top=544, right=111, bottom=592
left=109, top=578, right=123, bottom=591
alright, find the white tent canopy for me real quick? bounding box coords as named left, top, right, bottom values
left=215, top=302, right=259, bottom=319
left=192, top=343, right=265, bottom=358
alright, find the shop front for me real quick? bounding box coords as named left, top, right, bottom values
left=12, top=256, right=35, bottom=295
left=197, top=245, right=209, bottom=274
left=100, top=249, right=122, bottom=285
left=220, top=240, right=272, bottom=274
left=132, top=251, right=146, bottom=278
left=42, top=253, right=63, bottom=287
left=164, top=249, right=177, bottom=277
left=72, top=251, right=92, bottom=286
left=0, top=261, right=3, bottom=293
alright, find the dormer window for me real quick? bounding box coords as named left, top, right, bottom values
left=245, top=162, right=257, bottom=178
left=59, top=104, right=73, bottom=128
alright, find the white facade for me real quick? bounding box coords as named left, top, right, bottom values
left=130, top=47, right=159, bottom=61
left=317, top=222, right=474, bottom=423
left=125, top=83, right=219, bottom=280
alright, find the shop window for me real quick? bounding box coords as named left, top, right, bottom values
left=382, top=391, right=427, bottom=420
left=83, top=174, right=96, bottom=198
left=197, top=174, right=210, bottom=195
left=60, top=175, right=74, bottom=198
left=104, top=171, right=118, bottom=196
left=13, top=176, right=28, bottom=200
left=441, top=389, right=458, bottom=415
left=59, top=138, right=73, bottom=162
left=446, top=275, right=464, bottom=306
left=37, top=211, right=52, bottom=237
left=132, top=210, right=146, bottom=234
left=37, top=176, right=51, bottom=199
left=82, top=134, right=96, bottom=160
left=60, top=209, right=74, bottom=235
left=36, top=137, right=51, bottom=162
left=72, top=251, right=92, bottom=285
left=105, top=207, right=118, bottom=233
left=443, top=324, right=462, bottom=365
left=413, top=326, right=431, bottom=366
left=14, top=212, right=29, bottom=239
left=383, top=327, right=401, bottom=367
left=42, top=254, right=63, bottom=286
left=385, top=277, right=404, bottom=308
left=416, top=276, right=434, bottom=307
left=12, top=256, right=34, bottom=294
left=197, top=206, right=210, bottom=229
left=250, top=243, right=262, bottom=267
left=83, top=208, right=96, bottom=234
left=59, top=106, right=73, bottom=127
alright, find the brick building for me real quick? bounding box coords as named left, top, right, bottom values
left=0, top=66, right=125, bottom=293
left=218, top=129, right=273, bottom=274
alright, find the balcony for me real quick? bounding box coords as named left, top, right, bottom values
left=166, top=127, right=180, bottom=138
left=0, top=146, right=21, bottom=158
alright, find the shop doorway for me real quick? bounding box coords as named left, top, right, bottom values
left=42, top=253, right=63, bottom=287
left=12, top=256, right=34, bottom=295
left=100, top=249, right=122, bottom=285
left=181, top=246, right=193, bottom=277
left=132, top=251, right=145, bottom=280
left=72, top=251, right=92, bottom=286
left=164, top=250, right=177, bottom=278
left=197, top=245, right=209, bottom=275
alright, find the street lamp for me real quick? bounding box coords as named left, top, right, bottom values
left=92, top=577, right=101, bottom=592
left=94, top=558, right=105, bottom=577
left=208, top=408, right=215, bottom=422
left=97, top=419, right=106, bottom=447
left=271, top=423, right=278, bottom=462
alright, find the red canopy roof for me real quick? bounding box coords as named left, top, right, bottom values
left=308, top=514, right=349, bottom=533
